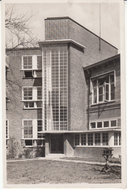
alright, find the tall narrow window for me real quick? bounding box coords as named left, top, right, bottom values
left=114, top=132, right=121, bottom=146
left=88, top=133, right=93, bottom=145
left=81, top=134, right=86, bottom=145
left=37, top=56, right=42, bottom=69
left=75, top=134, right=80, bottom=146
left=102, top=133, right=108, bottom=145
left=37, top=87, right=42, bottom=100
left=24, top=120, right=33, bottom=138
left=95, top=133, right=100, bottom=145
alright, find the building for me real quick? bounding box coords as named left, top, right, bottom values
left=6, top=17, right=121, bottom=161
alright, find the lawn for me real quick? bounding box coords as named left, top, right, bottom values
left=7, top=160, right=121, bottom=184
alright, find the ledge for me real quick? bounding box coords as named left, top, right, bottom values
left=39, top=39, right=85, bottom=52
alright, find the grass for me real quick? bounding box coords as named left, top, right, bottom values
left=7, top=159, right=121, bottom=184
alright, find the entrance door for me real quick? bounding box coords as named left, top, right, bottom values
left=50, top=134, right=64, bottom=153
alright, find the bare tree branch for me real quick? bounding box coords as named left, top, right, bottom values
left=5, top=5, right=39, bottom=49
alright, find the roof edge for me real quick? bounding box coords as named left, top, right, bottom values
left=45, top=16, right=118, bottom=50
left=83, top=54, right=120, bottom=71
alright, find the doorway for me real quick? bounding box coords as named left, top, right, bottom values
left=50, top=134, right=64, bottom=154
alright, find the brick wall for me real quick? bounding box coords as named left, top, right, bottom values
left=6, top=49, right=42, bottom=144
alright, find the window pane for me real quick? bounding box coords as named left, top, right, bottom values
left=111, top=120, right=117, bottom=127
left=75, top=134, right=80, bottom=146
left=23, top=56, right=32, bottom=69
left=90, top=122, right=96, bottom=129
left=111, top=84, right=115, bottom=100
left=95, top=133, right=100, bottom=145
left=88, top=133, right=93, bottom=145
left=93, top=87, right=97, bottom=103
left=81, top=134, right=86, bottom=145
left=105, top=84, right=109, bottom=100
left=102, top=133, right=108, bottom=145
left=104, top=121, right=109, bottom=128
left=24, top=71, right=33, bottom=78
left=97, top=122, right=102, bottom=128
left=37, top=88, right=42, bottom=99
left=24, top=120, right=33, bottom=138
left=23, top=88, right=32, bottom=100
left=37, top=56, right=42, bottom=69
left=114, top=132, right=118, bottom=145
left=99, top=86, right=103, bottom=102
left=25, top=140, right=32, bottom=146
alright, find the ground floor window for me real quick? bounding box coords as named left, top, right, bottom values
left=6, top=120, right=9, bottom=139
left=24, top=139, right=44, bottom=147
left=114, top=132, right=121, bottom=146
left=74, top=132, right=120, bottom=147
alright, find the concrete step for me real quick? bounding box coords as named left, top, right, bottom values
left=46, top=154, right=65, bottom=159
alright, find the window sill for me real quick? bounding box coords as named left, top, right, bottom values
left=91, top=100, right=116, bottom=107
left=23, top=108, right=42, bottom=110
left=74, top=145, right=120, bottom=148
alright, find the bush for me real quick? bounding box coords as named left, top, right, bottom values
left=7, top=137, right=21, bottom=159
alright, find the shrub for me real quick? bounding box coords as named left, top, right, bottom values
left=7, top=137, right=21, bottom=159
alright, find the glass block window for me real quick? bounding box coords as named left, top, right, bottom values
left=42, top=50, right=68, bottom=131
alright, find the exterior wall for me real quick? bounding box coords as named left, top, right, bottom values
left=88, top=58, right=120, bottom=124
left=6, top=48, right=42, bottom=145
left=64, top=134, right=74, bottom=157
left=69, top=46, right=88, bottom=130
left=73, top=147, right=121, bottom=161
left=45, top=17, right=118, bottom=66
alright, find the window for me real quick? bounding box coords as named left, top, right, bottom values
left=24, top=71, right=33, bottom=78
left=95, top=133, right=100, bottom=145
left=75, top=134, right=80, bottom=146
left=22, top=87, right=42, bottom=102
left=104, top=121, right=109, bottom=128
left=37, top=87, right=42, bottom=100
left=88, top=133, right=93, bottom=145
left=23, top=88, right=32, bottom=100
left=91, top=72, right=115, bottom=104
left=6, top=120, right=9, bottom=139
left=37, top=56, right=42, bottom=69
left=90, top=122, right=96, bottom=129
left=111, top=120, right=117, bottom=127
left=24, top=102, right=34, bottom=109
left=102, top=133, right=108, bottom=145
left=23, top=56, right=32, bottom=69
left=97, top=122, right=102, bottom=128
left=114, top=132, right=121, bottom=146
left=24, top=120, right=33, bottom=138
left=81, top=134, right=86, bottom=145
left=25, top=140, right=33, bottom=146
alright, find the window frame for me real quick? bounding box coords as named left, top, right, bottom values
left=23, top=119, right=33, bottom=139
left=91, top=71, right=116, bottom=105
left=89, top=118, right=119, bottom=130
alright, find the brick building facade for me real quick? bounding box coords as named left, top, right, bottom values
left=6, top=17, right=121, bottom=160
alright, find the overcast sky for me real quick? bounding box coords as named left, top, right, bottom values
left=6, top=2, right=120, bottom=49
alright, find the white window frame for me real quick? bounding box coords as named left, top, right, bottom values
left=23, top=119, right=33, bottom=139
left=22, top=86, right=42, bottom=102
left=91, top=71, right=116, bottom=105
left=114, top=132, right=121, bottom=146
left=22, top=55, right=42, bottom=71
left=89, top=117, right=120, bottom=130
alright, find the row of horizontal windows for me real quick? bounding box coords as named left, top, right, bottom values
left=90, top=118, right=120, bottom=129
left=74, top=132, right=121, bottom=146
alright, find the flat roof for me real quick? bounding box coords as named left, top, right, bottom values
left=83, top=54, right=120, bottom=71
left=38, top=128, right=121, bottom=134
left=45, top=16, right=118, bottom=50
left=39, top=39, right=85, bottom=52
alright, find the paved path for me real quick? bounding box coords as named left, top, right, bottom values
left=6, top=157, right=121, bottom=167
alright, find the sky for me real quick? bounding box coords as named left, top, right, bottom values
left=6, top=2, right=120, bottom=49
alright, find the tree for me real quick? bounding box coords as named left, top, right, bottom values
left=5, top=5, right=39, bottom=49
